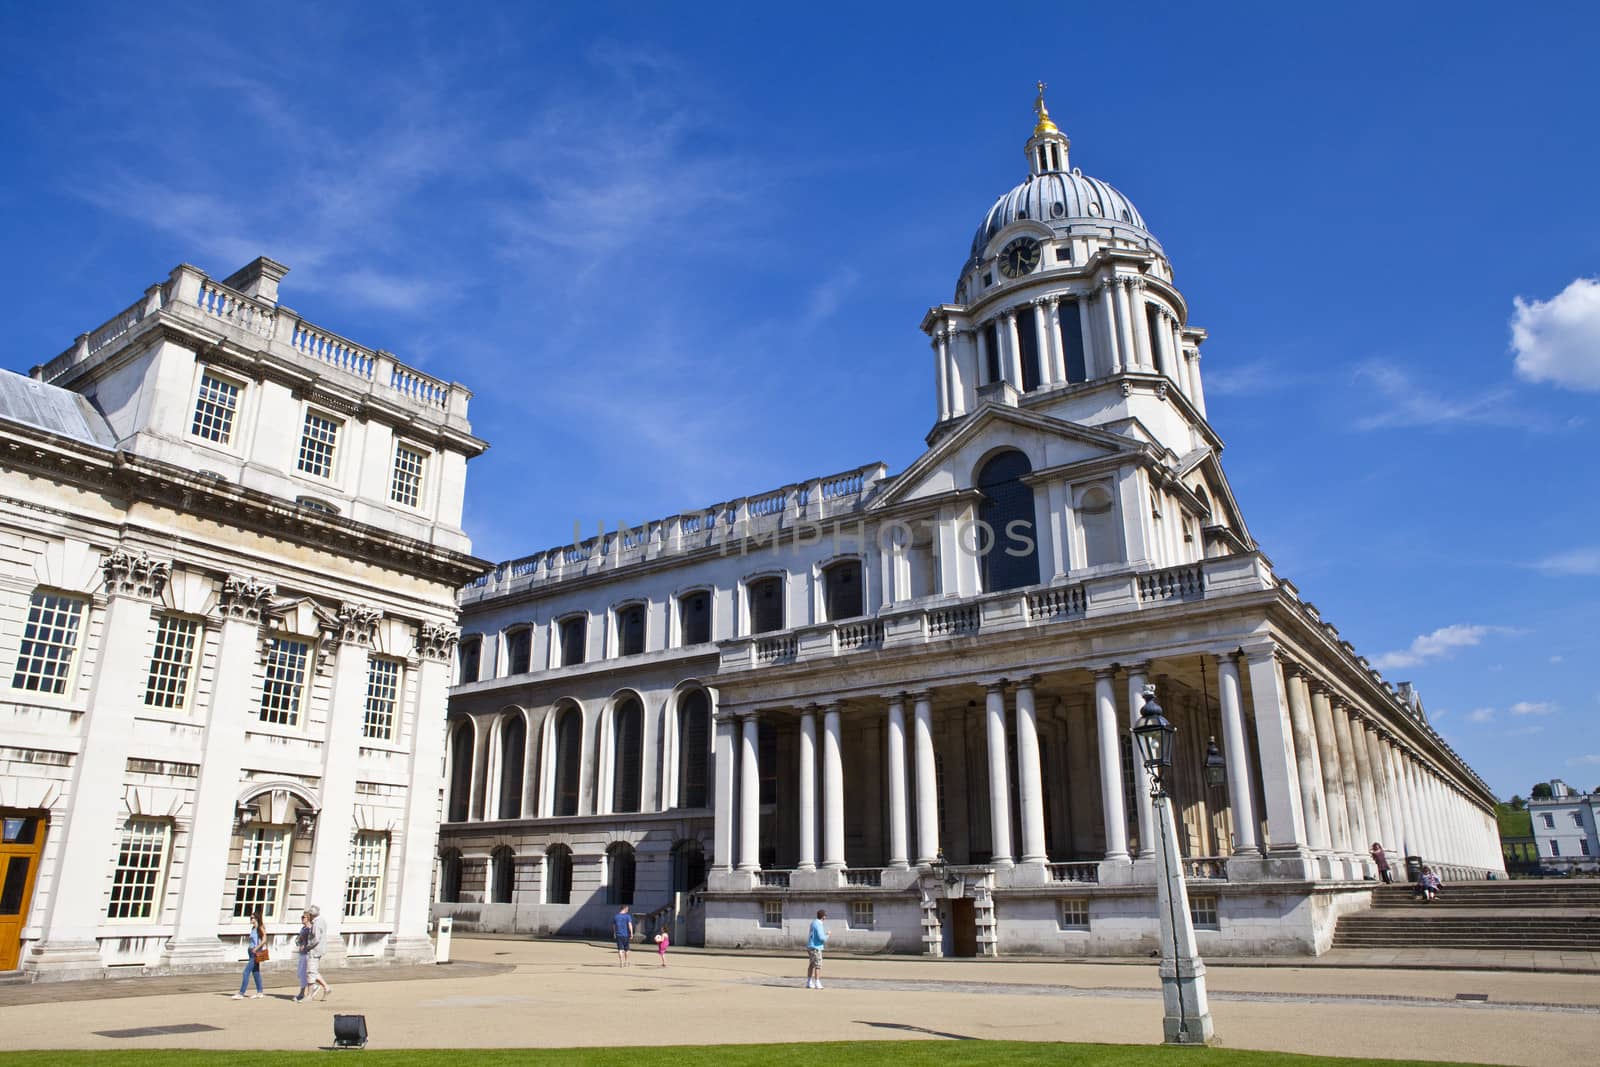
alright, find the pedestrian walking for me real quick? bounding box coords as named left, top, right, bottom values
left=1370, top=843, right=1392, bottom=884
left=612, top=904, right=634, bottom=966
left=295, top=911, right=313, bottom=1001
left=805, top=909, right=829, bottom=989
left=306, top=904, right=331, bottom=1000
left=233, top=909, right=266, bottom=999
left=654, top=925, right=670, bottom=967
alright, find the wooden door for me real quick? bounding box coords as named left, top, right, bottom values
left=950, top=898, right=977, bottom=958
left=0, top=811, right=48, bottom=970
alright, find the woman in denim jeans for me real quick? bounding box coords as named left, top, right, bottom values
left=233, top=910, right=266, bottom=999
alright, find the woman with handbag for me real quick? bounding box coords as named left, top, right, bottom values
left=233, top=910, right=267, bottom=999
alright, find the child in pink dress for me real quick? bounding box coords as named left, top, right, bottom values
left=654, top=928, right=669, bottom=967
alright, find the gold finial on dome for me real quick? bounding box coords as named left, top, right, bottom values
left=1033, top=80, right=1060, bottom=136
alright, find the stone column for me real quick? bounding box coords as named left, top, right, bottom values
left=984, top=683, right=1014, bottom=867
left=886, top=698, right=909, bottom=869
left=933, top=330, right=951, bottom=421
left=1004, top=311, right=1024, bottom=389
left=162, top=574, right=274, bottom=969
left=912, top=692, right=939, bottom=864
left=1362, top=725, right=1399, bottom=866
left=1347, top=711, right=1384, bottom=861
left=1378, top=738, right=1411, bottom=858
left=306, top=604, right=383, bottom=961
left=1115, top=278, right=1138, bottom=369
left=1098, top=278, right=1122, bottom=373
left=1215, top=654, right=1260, bottom=854
left=1129, top=280, right=1152, bottom=370
left=821, top=704, right=845, bottom=870
left=1283, top=665, right=1332, bottom=856
left=1244, top=650, right=1310, bottom=860
left=797, top=708, right=818, bottom=871
left=1077, top=296, right=1097, bottom=380
left=1125, top=665, right=1157, bottom=859
left=390, top=622, right=455, bottom=960
left=1094, top=669, right=1130, bottom=862
left=1331, top=702, right=1371, bottom=867
left=1308, top=683, right=1353, bottom=860
left=1014, top=678, right=1047, bottom=865
left=1402, top=757, right=1432, bottom=860
left=737, top=715, right=760, bottom=872
left=30, top=552, right=170, bottom=977
left=1393, top=749, right=1423, bottom=859
left=712, top=716, right=736, bottom=872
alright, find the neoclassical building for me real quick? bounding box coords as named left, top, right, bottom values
left=436, top=93, right=1503, bottom=956
left=0, top=258, right=485, bottom=979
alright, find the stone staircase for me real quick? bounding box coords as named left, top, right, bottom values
left=1332, top=880, right=1600, bottom=950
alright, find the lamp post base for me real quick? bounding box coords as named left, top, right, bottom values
left=1159, top=956, right=1215, bottom=1045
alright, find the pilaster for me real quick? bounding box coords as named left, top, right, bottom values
left=389, top=621, right=455, bottom=961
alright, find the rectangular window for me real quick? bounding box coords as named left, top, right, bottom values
left=1189, top=894, right=1219, bottom=930
left=748, top=578, right=784, bottom=635
left=761, top=900, right=783, bottom=927
left=1582, top=840, right=1592, bottom=857
left=1573, top=813, right=1584, bottom=827
left=363, top=657, right=402, bottom=741
left=983, top=320, right=1001, bottom=383
left=559, top=617, right=586, bottom=667
left=259, top=637, right=311, bottom=726
left=1058, top=899, right=1089, bottom=930
left=233, top=827, right=291, bottom=920
left=849, top=900, right=874, bottom=930
left=296, top=410, right=341, bottom=480
left=144, top=615, right=200, bottom=709
left=1550, top=840, right=1560, bottom=857
left=1543, top=813, right=1555, bottom=828
left=390, top=443, right=427, bottom=508
left=343, top=831, right=389, bottom=919
left=107, top=819, right=170, bottom=920
left=1058, top=299, right=1088, bottom=383
left=191, top=372, right=241, bottom=444
left=679, top=591, right=711, bottom=646
left=458, top=636, right=482, bottom=684
left=504, top=628, right=532, bottom=675
left=618, top=604, right=646, bottom=656
left=11, top=591, right=86, bottom=694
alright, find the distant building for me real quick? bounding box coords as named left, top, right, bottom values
left=433, top=92, right=1503, bottom=959
left=0, top=259, right=486, bottom=979
left=1529, top=782, right=1600, bottom=872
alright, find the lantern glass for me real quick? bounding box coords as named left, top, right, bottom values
left=1203, top=737, right=1227, bottom=787
left=1133, top=689, right=1175, bottom=774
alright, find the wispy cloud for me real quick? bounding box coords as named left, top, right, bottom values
left=1530, top=547, right=1600, bottom=577
left=1569, top=754, right=1600, bottom=766
left=1371, top=623, right=1518, bottom=670
left=1349, top=361, right=1554, bottom=432
left=1510, top=701, right=1555, bottom=716
left=1204, top=358, right=1319, bottom=398
left=1467, top=707, right=1495, bottom=723
left=1512, top=277, right=1600, bottom=392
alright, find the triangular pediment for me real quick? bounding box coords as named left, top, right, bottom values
left=1172, top=446, right=1254, bottom=549
left=872, top=403, right=1140, bottom=509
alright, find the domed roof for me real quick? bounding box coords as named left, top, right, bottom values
left=968, top=169, right=1148, bottom=265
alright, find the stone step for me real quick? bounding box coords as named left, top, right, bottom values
left=0, top=971, right=28, bottom=986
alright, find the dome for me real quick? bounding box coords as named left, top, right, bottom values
left=967, top=169, right=1149, bottom=268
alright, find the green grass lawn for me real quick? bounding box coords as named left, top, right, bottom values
left=0, top=1044, right=1487, bottom=1066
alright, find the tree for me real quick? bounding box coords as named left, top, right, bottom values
left=1531, top=782, right=1553, bottom=799
left=1509, top=795, right=1526, bottom=810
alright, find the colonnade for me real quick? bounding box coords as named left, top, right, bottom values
left=712, top=647, right=1503, bottom=883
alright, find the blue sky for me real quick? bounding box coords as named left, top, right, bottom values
left=2, top=2, right=1597, bottom=800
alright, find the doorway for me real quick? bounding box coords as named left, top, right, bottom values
left=949, top=897, right=977, bottom=958
left=1, top=810, right=48, bottom=970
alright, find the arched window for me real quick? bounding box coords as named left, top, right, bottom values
left=554, top=706, right=583, bottom=816
left=490, top=846, right=515, bottom=904
left=616, top=603, right=646, bottom=656
left=1079, top=484, right=1124, bottom=567
left=558, top=616, right=587, bottom=667
left=606, top=842, right=636, bottom=906
left=498, top=713, right=526, bottom=820
left=612, top=696, right=643, bottom=814
left=438, top=849, right=462, bottom=903
left=504, top=627, right=532, bottom=675
left=1194, top=486, right=1211, bottom=518
left=822, top=559, right=863, bottom=621
left=670, top=839, right=707, bottom=893
left=544, top=844, right=572, bottom=905
left=457, top=636, right=482, bottom=684
left=977, top=451, right=1040, bottom=592
left=677, top=690, right=710, bottom=809
left=447, top=720, right=473, bottom=823
left=747, top=576, right=784, bottom=634
left=678, top=590, right=711, bottom=646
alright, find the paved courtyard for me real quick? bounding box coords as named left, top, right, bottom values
left=2, top=938, right=1597, bottom=1063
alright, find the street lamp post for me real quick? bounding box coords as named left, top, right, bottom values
left=1132, top=684, right=1215, bottom=1046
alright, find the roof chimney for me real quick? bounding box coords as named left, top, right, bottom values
left=220, top=257, right=290, bottom=305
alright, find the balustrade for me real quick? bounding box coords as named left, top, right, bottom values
left=1182, top=856, right=1229, bottom=880
left=749, top=491, right=786, bottom=516
left=756, top=870, right=791, bottom=888
left=927, top=604, right=980, bottom=637
left=844, top=868, right=882, bottom=887
left=290, top=321, right=376, bottom=379
left=835, top=620, right=885, bottom=652
left=1137, top=563, right=1204, bottom=603
left=1047, top=862, right=1100, bottom=884
left=1027, top=585, right=1086, bottom=621
left=390, top=364, right=450, bottom=409
left=196, top=280, right=276, bottom=338
left=755, top=636, right=797, bottom=665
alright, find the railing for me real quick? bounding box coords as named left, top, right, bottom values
left=757, top=870, right=791, bottom=888
left=755, top=636, right=797, bottom=665
left=1027, top=585, right=1086, bottom=622
left=1183, top=856, right=1228, bottom=880
left=836, top=620, right=884, bottom=652
left=196, top=279, right=276, bottom=338
left=290, top=321, right=375, bottom=379
left=86, top=297, right=149, bottom=359
left=844, top=868, right=882, bottom=887
left=821, top=471, right=864, bottom=499
left=562, top=545, right=588, bottom=564
left=1048, top=862, right=1100, bottom=884
left=749, top=491, right=786, bottom=516
left=681, top=514, right=705, bottom=534
left=927, top=605, right=979, bottom=637
left=1138, top=563, right=1204, bottom=604
left=390, top=364, right=450, bottom=409
left=509, top=555, right=542, bottom=577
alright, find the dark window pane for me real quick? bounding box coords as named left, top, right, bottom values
left=1059, top=300, right=1087, bottom=383
left=758, top=721, right=778, bottom=805
left=498, top=716, right=525, bottom=819
left=607, top=844, right=635, bottom=906
left=1017, top=313, right=1041, bottom=392
left=679, top=691, right=710, bottom=809
left=547, top=846, right=572, bottom=904
left=448, top=722, right=473, bottom=823
left=612, top=699, right=643, bottom=813
left=559, top=617, right=586, bottom=667
left=506, top=629, right=531, bottom=675
left=458, top=638, right=481, bottom=685
left=556, top=710, right=582, bottom=816
left=619, top=605, right=645, bottom=656
left=983, top=322, right=1001, bottom=384
left=492, top=850, right=514, bottom=904
left=680, top=592, right=711, bottom=645
left=749, top=578, right=784, bottom=634
left=977, top=451, right=1040, bottom=592
left=3, top=817, right=38, bottom=844
left=0, top=856, right=30, bottom=914
left=1146, top=305, right=1168, bottom=376
left=824, top=560, right=863, bottom=621
left=439, top=853, right=462, bottom=903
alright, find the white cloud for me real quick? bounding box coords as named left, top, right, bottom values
left=1532, top=547, right=1600, bottom=577
left=1511, top=277, right=1600, bottom=391
left=1569, top=754, right=1600, bottom=766
left=1466, top=707, right=1495, bottom=723
left=1371, top=623, right=1515, bottom=670
left=1351, top=361, right=1536, bottom=432
left=1550, top=654, right=1564, bottom=664
left=1510, top=701, right=1554, bottom=716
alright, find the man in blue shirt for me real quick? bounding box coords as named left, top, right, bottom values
left=612, top=905, right=634, bottom=966
left=805, top=908, right=828, bottom=989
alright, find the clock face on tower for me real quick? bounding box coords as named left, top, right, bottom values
left=998, top=236, right=1042, bottom=278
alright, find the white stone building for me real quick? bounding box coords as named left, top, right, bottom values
left=1529, top=782, right=1600, bottom=873
left=435, top=93, right=1504, bottom=957
left=0, top=258, right=485, bottom=979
